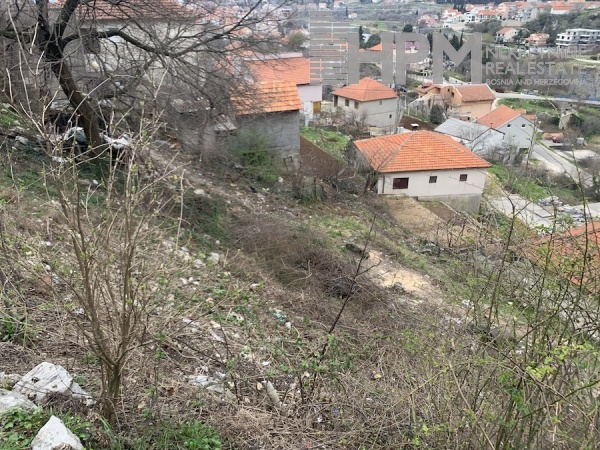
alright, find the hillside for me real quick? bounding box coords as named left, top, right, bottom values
left=1, top=112, right=600, bottom=449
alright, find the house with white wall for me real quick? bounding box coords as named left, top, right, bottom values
left=354, top=131, right=491, bottom=212
left=332, top=78, right=400, bottom=133
left=434, top=118, right=505, bottom=157
left=477, top=105, right=535, bottom=151
left=495, top=27, right=519, bottom=43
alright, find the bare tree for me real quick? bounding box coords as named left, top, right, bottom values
left=0, top=0, right=295, bottom=154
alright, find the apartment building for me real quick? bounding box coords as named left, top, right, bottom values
left=556, top=28, right=600, bottom=47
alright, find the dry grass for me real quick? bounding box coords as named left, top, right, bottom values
left=1, top=138, right=599, bottom=449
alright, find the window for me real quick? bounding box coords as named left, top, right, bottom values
left=389, top=114, right=392, bottom=118
left=345, top=99, right=349, bottom=107
left=379, top=100, right=383, bottom=105
left=393, top=177, right=409, bottom=189
left=459, top=174, right=468, bottom=182
left=354, top=101, right=359, bottom=109
left=429, top=176, right=437, bottom=183
left=521, top=124, right=526, bottom=127
left=506, top=124, right=511, bottom=128
left=333, top=96, right=338, bottom=107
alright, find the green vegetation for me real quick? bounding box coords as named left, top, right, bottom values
left=489, top=162, right=583, bottom=204
left=300, top=126, right=350, bottom=160
left=230, top=130, right=281, bottom=184
left=0, top=409, right=92, bottom=450
left=0, top=409, right=222, bottom=450
left=0, top=105, right=20, bottom=127
left=498, top=98, right=559, bottom=116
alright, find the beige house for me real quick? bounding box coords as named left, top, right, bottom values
left=415, top=83, right=495, bottom=121
left=495, top=27, right=519, bottom=43
left=355, top=131, right=491, bottom=212
left=525, top=33, right=550, bottom=47
left=331, top=78, right=400, bottom=133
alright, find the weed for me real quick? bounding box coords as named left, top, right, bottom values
left=300, top=126, right=350, bottom=160
left=0, top=409, right=94, bottom=450
left=0, top=313, right=34, bottom=346
left=230, top=130, right=281, bottom=184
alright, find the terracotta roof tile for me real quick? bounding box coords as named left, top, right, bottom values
left=453, top=84, right=496, bottom=102
left=232, top=81, right=302, bottom=115
left=51, top=0, right=188, bottom=21
left=527, top=222, right=600, bottom=291
left=332, top=78, right=397, bottom=102
left=355, top=131, right=491, bottom=173
left=244, top=57, right=310, bottom=86
left=477, top=105, right=522, bottom=128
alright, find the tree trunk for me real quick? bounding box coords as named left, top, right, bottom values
left=49, top=59, right=103, bottom=154
left=102, top=364, right=122, bottom=426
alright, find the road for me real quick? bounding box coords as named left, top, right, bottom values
left=495, top=92, right=600, bottom=107
left=488, top=194, right=555, bottom=228
left=529, top=143, right=594, bottom=188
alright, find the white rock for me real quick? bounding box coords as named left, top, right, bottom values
left=31, top=415, right=83, bottom=450
left=187, top=375, right=234, bottom=400
left=13, top=362, right=92, bottom=405
left=0, top=389, right=37, bottom=415
left=209, top=252, right=220, bottom=265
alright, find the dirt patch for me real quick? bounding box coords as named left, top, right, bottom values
left=399, top=115, right=435, bottom=131
left=366, top=250, right=444, bottom=305
left=382, top=195, right=486, bottom=250
left=382, top=195, right=444, bottom=239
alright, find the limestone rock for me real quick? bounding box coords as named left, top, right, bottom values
left=0, top=389, right=37, bottom=416
left=13, top=362, right=92, bottom=405
left=31, top=415, right=84, bottom=450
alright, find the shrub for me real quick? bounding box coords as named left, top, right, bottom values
left=230, top=131, right=281, bottom=184
left=429, top=104, right=445, bottom=125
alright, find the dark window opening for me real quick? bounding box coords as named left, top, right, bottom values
left=459, top=174, right=468, bottom=182
left=354, top=101, right=359, bottom=109
left=393, top=177, right=409, bottom=189
left=345, top=99, right=349, bottom=107
left=429, top=175, right=437, bottom=183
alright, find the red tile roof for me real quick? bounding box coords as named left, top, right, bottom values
left=355, top=131, right=491, bottom=173
left=477, top=105, right=523, bottom=128
left=232, top=81, right=302, bottom=116
left=244, top=57, right=310, bottom=86
left=332, top=78, right=397, bottom=102
left=51, top=0, right=188, bottom=21
left=453, top=84, right=496, bottom=102
left=528, top=222, right=600, bottom=291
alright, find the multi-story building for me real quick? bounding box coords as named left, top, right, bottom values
left=556, top=28, right=600, bottom=47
